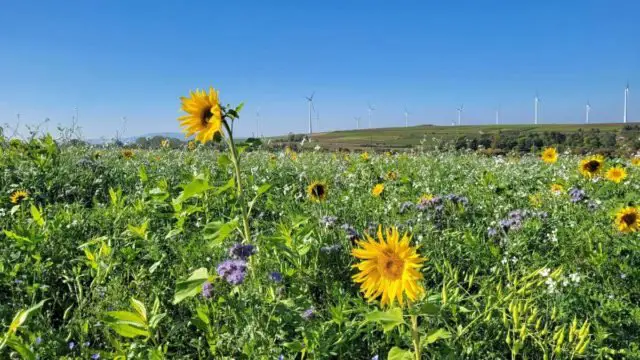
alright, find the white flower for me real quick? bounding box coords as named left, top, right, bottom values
left=539, top=268, right=551, bottom=277
left=314, top=145, right=321, bottom=151
left=620, top=273, right=627, bottom=279
left=568, top=273, right=581, bottom=283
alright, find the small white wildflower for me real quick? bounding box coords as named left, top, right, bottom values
left=620, top=273, right=627, bottom=279
left=501, top=258, right=508, bottom=265
left=539, top=268, right=551, bottom=277
left=568, top=273, right=581, bottom=283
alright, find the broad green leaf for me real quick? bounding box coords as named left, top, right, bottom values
left=424, top=328, right=452, bottom=345
left=173, top=267, right=209, bottom=304
left=104, top=311, right=146, bottom=326
left=191, top=317, right=209, bottom=332
left=5, top=338, right=36, bottom=360
left=388, top=347, right=413, bottom=360
left=138, top=165, right=148, bottom=183
left=149, top=313, right=166, bottom=329
left=419, top=302, right=440, bottom=315
left=3, top=230, right=32, bottom=245
left=30, top=204, right=44, bottom=227
left=106, top=323, right=150, bottom=338
left=217, top=154, right=231, bottom=167
left=8, top=299, right=47, bottom=334
left=130, top=298, right=147, bottom=321
left=176, top=176, right=212, bottom=203
left=364, top=307, right=405, bottom=332
left=149, top=258, right=163, bottom=273
left=204, top=218, right=239, bottom=246
left=256, top=183, right=271, bottom=196
left=215, top=178, right=235, bottom=195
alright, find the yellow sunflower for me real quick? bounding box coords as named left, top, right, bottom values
left=178, top=87, right=223, bottom=144
left=541, top=147, right=558, bottom=164
left=361, top=152, right=370, bottom=161
left=615, top=207, right=640, bottom=233
left=161, top=139, right=170, bottom=148
left=122, top=149, right=134, bottom=159
left=605, top=166, right=627, bottom=184
left=307, top=181, right=328, bottom=202
left=529, top=193, right=542, bottom=208
left=579, top=155, right=605, bottom=178
left=419, top=193, right=434, bottom=202
left=10, top=190, right=29, bottom=204
left=386, top=171, right=398, bottom=181
left=351, top=226, right=426, bottom=308
left=187, top=141, right=196, bottom=151
left=550, top=184, right=564, bottom=195
left=631, top=157, right=640, bottom=167
left=372, top=184, right=385, bottom=197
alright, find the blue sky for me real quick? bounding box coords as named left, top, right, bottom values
left=1, top=1, right=638, bottom=139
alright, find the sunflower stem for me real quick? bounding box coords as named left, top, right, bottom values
left=411, top=314, right=421, bottom=360
left=223, top=119, right=252, bottom=243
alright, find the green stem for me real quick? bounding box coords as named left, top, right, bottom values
left=411, top=315, right=421, bottom=360
left=223, top=120, right=252, bottom=243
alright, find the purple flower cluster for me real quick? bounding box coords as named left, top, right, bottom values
left=568, top=188, right=587, bottom=203
left=201, top=281, right=213, bottom=298
left=488, top=209, right=547, bottom=237
left=269, top=271, right=283, bottom=283
left=444, top=193, right=469, bottom=206
left=320, top=215, right=338, bottom=227
left=341, top=224, right=359, bottom=243
left=229, top=243, right=256, bottom=260
left=216, top=259, right=248, bottom=285
left=399, top=201, right=414, bottom=213
left=416, top=194, right=468, bottom=212
left=301, top=307, right=316, bottom=320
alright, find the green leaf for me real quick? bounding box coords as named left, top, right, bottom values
left=419, top=302, right=440, bottom=315
left=130, top=298, right=147, bottom=321
left=217, top=154, right=231, bottom=167
left=30, top=204, right=44, bottom=227
left=203, top=218, right=239, bottom=246
left=364, top=307, right=405, bottom=332
left=149, top=313, right=166, bottom=329
left=173, top=267, right=209, bottom=304
left=388, top=347, right=413, bottom=360
left=8, top=299, right=47, bottom=334
left=256, top=183, right=272, bottom=196
left=175, top=175, right=212, bottom=203
left=424, top=328, right=451, bottom=345
left=3, top=230, right=32, bottom=245
left=215, top=178, right=235, bottom=195
left=190, top=317, right=209, bottom=332
left=138, top=165, right=148, bottom=183
left=104, top=311, right=146, bottom=326
left=5, top=338, right=36, bottom=360
left=106, top=323, right=150, bottom=338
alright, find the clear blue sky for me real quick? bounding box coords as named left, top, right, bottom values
left=1, top=1, right=638, bottom=139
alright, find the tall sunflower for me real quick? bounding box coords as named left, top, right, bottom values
left=307, top=181, right=328, bottom=202
left=351, top=226, right=426, bottom=308
left=605, top=166, right=627, bottom=184
left=122, top=149, right=134, bottom=159
left=541, top=147, right=558, bottom=164
left=579, top=155, right=605, bottom=178
left=631, top=157, right=640, bottom=167
left=10, top=190, right=29, bottom=204
left=386, top=171, right=398, bottom=181
left=360, top=152, right=369, bottom=161
left=550, top=183, right=564, bottom=195
left=371, top=184, right=384, bottom=197
left=615, top=207, right=640, bottom=233
left=178, top=87, right=223, bottom=144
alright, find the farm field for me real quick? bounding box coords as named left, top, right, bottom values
left=304, top=123, right=629, bottom=151
left=2, top=135, right=640, bottom=359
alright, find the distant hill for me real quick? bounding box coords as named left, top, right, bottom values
left=87, top=132, right=188, bottom=145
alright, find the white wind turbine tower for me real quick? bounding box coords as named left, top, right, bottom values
left=403, top=107, right=410, bottom=127
left=355, top=116, right=361, bottom=129
left=456, top=104, right=464, bottom=126
left=585, top=102, right=591, bottom=124
left=495, top=106, right=500, bottom=125
left=624, top=82, right=629, bottom=123
left=367, top=103, right=376, bottom=129
left=305, top=92, right=315, bottom=134
left=255, top=107, right=261, bottom=138
left=534, top=93, right=540, bottom=125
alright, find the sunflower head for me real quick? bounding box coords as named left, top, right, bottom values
left=631, top=157, right=640, bottom=167
left=529, top=193, right=543, bottom=208
left=550, top=184, right=564, bottom=194
left=10, top=190, right=29, bottom=204
left=178, top=87, right=223, bottom=144
left=386, top=171, right=398, bottom=181
left=615, top=207, right=640, bottom=233
left=161, top=139, right=170, bottom=148
left=541, top=147, right=558, bottom=164
left=419, top=193, right=434, bottom=202
left=307, top=181, right=328, bottom=202
left=579, top=155, right=605, bottom=178
left=372, top=184, right=385, bottom=197
left=187, top=141, right=196, bottom=151
left=606, top=166, right=627, bottom=184
left=360, top=152, right=370, bottom=161
left=122, top=149, right=134, bottom=159
left=351, top=226, right=426, bottom=308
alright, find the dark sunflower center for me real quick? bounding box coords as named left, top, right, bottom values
left=622, top=213, right=637, bottom=225
left=584, top=160, right=601, bottom=172
left=313, top=185, right=325, bottom=197
left=380, top=250, right=404, bottom=279
left=200, top=107, right=214, bottom=126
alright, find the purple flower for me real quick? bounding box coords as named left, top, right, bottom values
left=229, top=243, right=256, bottom=260
left=587, top=200, right=599, bottom=211
left=278, top=355, right=284, bottom=360
left=301, top=307, right=316, bottom=320
left=320, top=215, right=338, bottom=227
left=568, top=188, right=586, bottom=203
left=91, top=354, right=101, bottom=360
left=201, top=281, right=213, bottom=298
left=341, top=224, right=359, bottom=243
left=68, top=341, right=76, bottom=350
left=216, top=259, right=248, bottom=285
left=269, top=271, right=283, bottom=283
left=35, top=337, right=42, bottom=345
left=83, top=341, right=90, bottom=347
left=399, top=201, right=414, bottom=213
left=371, top=356, right=379, bottom=360
left=487, top=228, right=498, bottom=237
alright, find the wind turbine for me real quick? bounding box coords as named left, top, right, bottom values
left=624, top=82, right=629, bottom=123
left=367, top=103, right=376, bottom=129
left=403, top=107, right=410, bottom=127
left=256, top=107, right=261, bottom=138
left=305, top=92, right=315, bottom=134
left=534, top=93, right=540, bottom=125
left=456, top=104, right=464, bottom=126
left=585, top=102, right=591, bottom=124
left=495, top=106, right=500, bottom=125
left=355, top=116, right=361, bottom=129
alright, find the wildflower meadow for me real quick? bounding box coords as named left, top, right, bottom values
left=2, top=87, right=640, bottom=359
